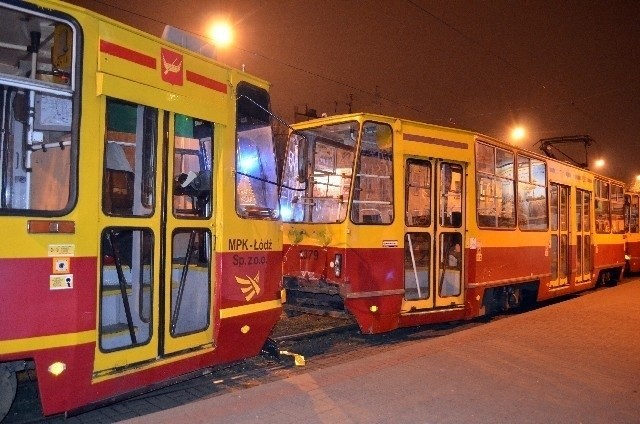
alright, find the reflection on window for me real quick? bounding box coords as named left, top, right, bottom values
left=0, top=5, right=76, bottom=214
left=517, top=154, right=547, bottom=230
left=610, top=184, right=625, bottom=234
left=630, top=195, right=639, bottom=233
left=440, top=232, right=462, bottom=297
left=235, top=84, right=278, bottom=219
left=170, top=230, right=211, bottom=336
left=280, top=122, right=357, bottom=223
left=351, top=122, right=394, bottom=224
left=406, top=160, right=431, bottom=226
left=476, top=142, right=515, bottom=228
left=102, top=98, right=157, bottom=216
left=173, top=115, right=212, bottom=218
left=595, top=179, right=610, bottom=233
left=440, top=163, right=463, bottom=228
left=100, top=228, right=153, bottom=351
left=404, top=232, right=430, bottom=300
left=576, top=189, right=591, bottom=276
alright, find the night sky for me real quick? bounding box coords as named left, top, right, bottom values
left=64, top=0, right=640, bottom=184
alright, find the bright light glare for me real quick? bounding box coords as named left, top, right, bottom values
left=511, top=126, right=526, bottom=141
left=208, top=22, right=233, bottom=47
left=280, top=205, right=293, bottom=221
left=48, top=361, right=66, bottom=376
left=239, top=155, right=258, bottom=173
left=594, top=158, right=605, bottom=168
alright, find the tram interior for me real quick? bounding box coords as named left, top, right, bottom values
left=0, top=6, right=73, bottom=212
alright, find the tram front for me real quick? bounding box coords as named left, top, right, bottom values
left=280, top=114, right=401, bottom=332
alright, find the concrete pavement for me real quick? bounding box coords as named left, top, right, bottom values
left=123, top=280, right=640, bottom=423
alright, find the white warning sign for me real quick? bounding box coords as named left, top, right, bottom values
left=50, top=274, right=73, bottom=290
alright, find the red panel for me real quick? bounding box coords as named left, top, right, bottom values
left=473, top=245, right=548, bottom=284
left=217, top=250, right=282, bottom=309
left=627, top=241, right=640, bottom=272
left=99, top=40, right=156, bottom=69
left=36, top=307, right=282, bottom=415
left=186, top=70, right=228, bottom=93
left=344, top=247, right=404, bottom=292
left=0, top=257, right=96, bottom=340
left=282, top=243, right=334, bottom=282
left=593, top=242, right=625, bottom=268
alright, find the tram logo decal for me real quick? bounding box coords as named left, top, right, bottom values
left=235, top=272, right=261, bottom=301
left=161, top=48, right=183, bottom=85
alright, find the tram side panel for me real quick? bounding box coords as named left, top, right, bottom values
left=0, top=0, right=283, bottom=417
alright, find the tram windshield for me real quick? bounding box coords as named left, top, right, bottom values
left=235, top=84, right=279, bottom=219
left=0, top=4, right=76, bottom=214
left=280, top=121, right=359, bottom=223
left=280, top=120, right=394, bottom=224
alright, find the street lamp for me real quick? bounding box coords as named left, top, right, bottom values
left=208, top=21, right=233, bottom=48
left=594, top=158, right=605, bottom=169
left=511, top=126, right=525, bottom=142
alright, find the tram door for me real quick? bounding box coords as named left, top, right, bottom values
left=402, top=159, right=465, bottom=312
left=575, top=189, right=592, bottom=283
left=549, top=183, right=569, bottom=288
left=95, top=96, right=214, bottom=375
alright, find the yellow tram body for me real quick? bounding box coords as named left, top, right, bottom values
left=280, top=113, right=625, bottom=333
left=0, top=0, right=282, bottom=416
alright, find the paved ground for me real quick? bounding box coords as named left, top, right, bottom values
left=121, top=280, right=640, bottom=424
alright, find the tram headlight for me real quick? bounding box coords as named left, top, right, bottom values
left=334, top=253, right=342, bottom=278
left=48, top=361, right=66, bottom=376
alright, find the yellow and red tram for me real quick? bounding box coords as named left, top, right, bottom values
left=279, top=113, right=626, bottom=334
left=0, top=0, right=282, bottom=417
left=624, top=191, right=640, bottom=273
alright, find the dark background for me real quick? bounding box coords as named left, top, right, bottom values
left=63, top=0, right=640, bottom=184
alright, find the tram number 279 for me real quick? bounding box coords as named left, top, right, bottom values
left=299, top=249, right=319, bottom=260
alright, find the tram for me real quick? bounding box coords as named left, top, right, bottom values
left=279, top=113, right=626, bottom=334
left=0, top=0, right=283, bottom=417
left=624, top=191, right=640, bottom=273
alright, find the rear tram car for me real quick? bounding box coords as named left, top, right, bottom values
left=279, top=113, right=626, bottom=334
left=0, top=0, right=282, bottom=417
left=625, top=191, right=640, bottom=273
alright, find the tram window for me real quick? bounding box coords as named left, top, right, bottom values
left=517, top=155, right=547, bottom=231
left=631, top=195, right=639, bottom=233
left=100, top=228, right=153, bottom=352
left=280, top=121, right=357, bottom=223
left=440, top=163, right=463, bottom=228
left=170, top=230, right=211, bottom=336
left=173, top=115, right=213, bottom=218
left=594, top=179, right=611, bottom=233
left=351, top=122, right=394, bottom=225
left=610, top=184, right=625, bottom=234
left=475, top=142, right=515, bottom=229
left=406, top=160, right=431, bottom=227
left=102, top=98, right=157, bottom=216
left=404, top=232, right=430, bottom=300
left=440, top=232, right=462, bottom=297
left=0, top=7, right=76, bottom=214
left=235, top=84, right=279, bottom=219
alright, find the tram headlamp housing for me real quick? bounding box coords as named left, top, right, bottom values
left=48, top=361, right=66, bottom=376
left=334, top=253, right=342, bottom=278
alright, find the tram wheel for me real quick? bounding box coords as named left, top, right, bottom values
left=0, top=367, right=17, bottom=421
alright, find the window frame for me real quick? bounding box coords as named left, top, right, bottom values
left=475, top=141, right=516, bottom=230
